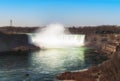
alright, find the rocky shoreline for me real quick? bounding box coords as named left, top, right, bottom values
left=57, top=34, right=120, bottom=81
left=57, top=50, right=120, bottom=81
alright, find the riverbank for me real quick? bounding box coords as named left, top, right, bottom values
left=57, top=34, right=120, bottom=81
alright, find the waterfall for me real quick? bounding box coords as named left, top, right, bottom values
left=30, top=24, right=85, bottom=48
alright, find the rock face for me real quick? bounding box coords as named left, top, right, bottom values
left=57, top=50, right=120, bottom=81
left=85, top=34, right=120, bottom=58
left=12, top=45, right=40, bottom=51
left=57, top=34, right=120, bottom=81
left=0, top=32, right=40, bottom=52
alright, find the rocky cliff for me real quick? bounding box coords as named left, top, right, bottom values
left=57, top=34, right=120, bottom=81
left=0, top=32, right=40, bottom=52
left=57, top=48, right=120, bottom=81
left=85, top=34, right=120, bottom=57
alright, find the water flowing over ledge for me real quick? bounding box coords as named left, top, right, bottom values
left=30, top=24, right=85, bottom=49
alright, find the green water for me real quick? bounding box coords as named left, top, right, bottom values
left=28, top=47, right=105, bottom=81
left=30, top=47, right=86, bottom=73
left=0, top=47, right=106, bottom=81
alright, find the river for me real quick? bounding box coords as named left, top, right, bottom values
left=0, top=46, right=106, bottom=81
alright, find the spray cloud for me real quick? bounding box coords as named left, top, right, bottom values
left=31, top=23, right=85, bottom=48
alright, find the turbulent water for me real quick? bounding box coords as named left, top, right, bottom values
left=0, top=46, right=106, bottom=81
left=31, top=24, right=85, bottom=48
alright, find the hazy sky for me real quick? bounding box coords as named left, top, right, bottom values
left=0, top=0, right=120, bottom=27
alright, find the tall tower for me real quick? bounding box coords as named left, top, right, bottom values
left=10, top=20, right=13, bottom=26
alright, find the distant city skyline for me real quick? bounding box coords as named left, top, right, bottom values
left=0, top=0, right=120, bottom=27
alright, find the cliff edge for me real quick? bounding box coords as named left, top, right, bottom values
left=0, top=32, right=40, bottom=52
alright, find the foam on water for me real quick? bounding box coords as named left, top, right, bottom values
left=31, top=24, right=85, bottom=48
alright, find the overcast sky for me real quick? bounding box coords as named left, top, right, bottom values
left=0, top=0, right=120, bottom=27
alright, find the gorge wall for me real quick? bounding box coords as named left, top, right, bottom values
left=57, top=34, right=120, bottom=81
left=0, top=32, right=39, bottom=52
left=85, top=34, right=120, bottom=57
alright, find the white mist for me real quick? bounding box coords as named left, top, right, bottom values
left=31, top=24, right=85, bottom=48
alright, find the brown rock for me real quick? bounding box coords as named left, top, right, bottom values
left=12, top=45, right=40, bottom=51
left=57, top=51, right=120, bottom=81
